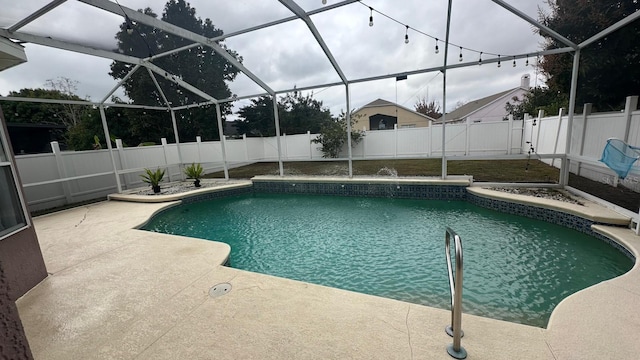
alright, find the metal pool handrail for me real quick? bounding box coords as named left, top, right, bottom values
left=445, top=227, right=467, bottom=359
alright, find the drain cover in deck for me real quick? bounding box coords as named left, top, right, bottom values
left=209, top=283, right=232, bottom=298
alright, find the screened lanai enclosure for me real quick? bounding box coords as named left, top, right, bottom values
left=1, top=0, right=640, bottom=212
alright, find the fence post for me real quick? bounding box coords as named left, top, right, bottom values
left=623, top=96, right=639, bottom=143
left=243, top=134, right=249, bottom=161
left=535, top=109, right=544, bottom=156
left=428, top=121, right=432, bottom=157
left=363, top=126, right=367, bottom=159
left=115, top=139, right=129, bottom=189
left=507, top=114, right=514, bottom=155
left=283, top=133, right=288, bottom=160
left=50, top=141, right=72, bottom=204
left=307, top=131, right=312, bottom=160
left=465, top=120, right=471, bottom=155
left=196, top=136, right=202, bottom=163
left=576, top=103, right=592, bottom=176
left=394, top=124, right=398, bottom=158
left=551, top=108, right=564, bottom=168
left=161, top=138, right=172, bottom=182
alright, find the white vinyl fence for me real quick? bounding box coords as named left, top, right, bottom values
left=522, top=96, right=640, bottom=192
left=17, top=118, right=523, bottom=211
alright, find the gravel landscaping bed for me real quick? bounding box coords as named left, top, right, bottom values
left=133, top=179, right=245, bottom=195
left=489, top=187, right=584, bottom=205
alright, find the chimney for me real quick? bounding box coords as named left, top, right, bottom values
left=521, top=74, right=530, bottom=90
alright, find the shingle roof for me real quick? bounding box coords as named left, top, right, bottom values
left=356, top=98, right=436, bottom=121
left=440, top=88, right=517, bottom=121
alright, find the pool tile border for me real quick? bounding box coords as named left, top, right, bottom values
left=252, top=181, right=468, bottom=200
left=466, top=193, right=635, bottom=260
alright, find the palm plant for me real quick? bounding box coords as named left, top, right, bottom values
left=184, top=163, right=204, bottom=187
left=140, top=168, right=165, bottom=193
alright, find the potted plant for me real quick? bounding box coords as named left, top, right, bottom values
left=140, top=168, right=165, bottom=194
left=184, top=163, right=204, bottom=187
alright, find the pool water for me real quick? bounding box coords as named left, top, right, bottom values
left=143, top=193, right=633, bottom=327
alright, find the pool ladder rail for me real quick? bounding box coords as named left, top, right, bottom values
left=445, top=227, right=467, bottom=359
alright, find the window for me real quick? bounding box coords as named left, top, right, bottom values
left=0, top=118, right=28, bottom=239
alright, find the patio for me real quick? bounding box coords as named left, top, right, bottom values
left=16, top=184, right=640, bottom=359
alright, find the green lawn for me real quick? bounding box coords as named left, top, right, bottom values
left=205, top=159, right=560, bottom=183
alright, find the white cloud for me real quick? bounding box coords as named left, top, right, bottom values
left=1, top=0, right=555, bottom=117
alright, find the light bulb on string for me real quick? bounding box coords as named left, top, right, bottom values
left=497, top=55, right=501, bottom=68
left=322, top=0, right=327, bottom=4
left=459, top=47, right=463, bottom=62
left=369, top=7, right=374, bottom=27
left=435, top=38, right=439, bottom=54
left=404, top=25, right=409, bottom=44
left=513, top=56, right=517, bottom=67
left=125, top=16, right=134, bottom=35
left=525, top=55, right=529, bottom=66
left=478, top=52, right=483, bottom=65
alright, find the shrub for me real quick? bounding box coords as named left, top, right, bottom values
left=312, top=111, right=364, bottom=158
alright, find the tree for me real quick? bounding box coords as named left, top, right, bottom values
left=109, top=0, right=241, bottom=142
left=312, top=111, right=365, bottom=158
left=414, top=96, right=442, bottom=119
left=504, top=87, right=569, bottom=119
left=539, top=0, right=640, bottom=110
left=236, top=92, right=333, bottom=136
left=2, top=83, right=97, bottom=150
left=279, top=91, right=332, bottom=135
left=235, top=96, right=277, bottom=136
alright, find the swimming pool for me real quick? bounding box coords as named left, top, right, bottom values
left=143, top=193, right=633, bottom=328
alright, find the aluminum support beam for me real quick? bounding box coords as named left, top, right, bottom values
left=99, top=105, right=122, bottom=193
left=150, top=0, right=359, bottom=61
left=78, top=0, right=275, bottom=95
left=345, top=84, right=353, bottom=178
left=0, top=29, right=141, bottom=65
left=7, top=0, right=67, bottom=33
left=169, top=110, right=184, bottom=178
left=441, top=0, right=454, bottom=180
left=147, top=68, right=173, bottom=108
left=215, top=104, right=230, bottom=180
left=491, top=0, right=578, bottom=50
left=273, top=96, right=285, bottom=176
left=560, top=49, right=581, bottom=187
left=0, top=96, right=168, bottom=110
left=144, top=62, right=220, bottom=105
left=278, top=0, right=348, bottom=84
left=347, top=47, right=574, bottom=85
left=100, top=64, right=141, bottom=104
left=579, top=10, right=640, bottom=49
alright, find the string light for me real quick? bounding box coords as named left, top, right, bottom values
left=125, top=16, right=133, bottom=34
left=322, top=0, right=327, bottom=4
left=358, top=1, right=538, bottom=66
left=404, top=25, right=409, bottom=44
left=512, top=56, right=516, bottom=67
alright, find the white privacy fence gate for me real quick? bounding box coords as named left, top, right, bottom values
left=17, top=118, right=523, bottom=211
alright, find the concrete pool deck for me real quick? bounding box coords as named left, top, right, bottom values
left=16, top=181, right=640, bottom=359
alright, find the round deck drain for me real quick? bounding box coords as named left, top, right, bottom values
left=209, top=282, right=232, bottom=298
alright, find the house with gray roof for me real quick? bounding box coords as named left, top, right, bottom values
left=440, top=74, right=531, bottom=123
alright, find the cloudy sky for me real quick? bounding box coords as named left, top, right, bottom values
left=0, top=0, right=553, bottom=119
